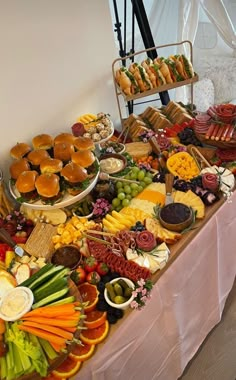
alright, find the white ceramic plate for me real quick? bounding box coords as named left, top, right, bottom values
left=9, top=169, right=100, bottom=210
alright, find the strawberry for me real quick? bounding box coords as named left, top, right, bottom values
left=86, top=271, right=101, bottom=285
left=96, top=262, right=109, bottom=276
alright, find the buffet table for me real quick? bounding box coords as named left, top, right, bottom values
left=77, top=191, right=236, bottom=380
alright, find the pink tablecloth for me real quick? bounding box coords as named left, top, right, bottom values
left=77, top=192, right=236, bottom=380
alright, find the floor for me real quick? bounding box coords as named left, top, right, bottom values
left=179, top=280, right=236, bottom=380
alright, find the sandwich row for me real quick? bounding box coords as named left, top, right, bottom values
left=115, top=54, right=195, bottom=96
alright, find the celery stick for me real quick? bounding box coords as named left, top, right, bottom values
left=17, top=348, right=32, bottom=372
left=0, top=356, right=7, bottom=379
left=38, top=338, right=58, bottom=360
left=12, top=343, right=24, bottom=377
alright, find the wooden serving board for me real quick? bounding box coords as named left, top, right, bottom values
left=17, top=279, right=83, bottom=380
left=196, top=132, right=236, bottom=149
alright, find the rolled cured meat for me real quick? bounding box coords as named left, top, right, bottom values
left=136, top=231, right=156, bottom=252
left=202, top=173, right=219, bottom=192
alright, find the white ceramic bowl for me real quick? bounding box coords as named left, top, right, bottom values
left=104, top=277, right=135, bottom=310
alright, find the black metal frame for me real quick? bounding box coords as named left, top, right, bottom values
left=112, top=0, right=170, bottom=114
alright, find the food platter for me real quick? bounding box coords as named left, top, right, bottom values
left=9, top=168, right=100, bottom=210
left=16, top=279, right=83, bottom=380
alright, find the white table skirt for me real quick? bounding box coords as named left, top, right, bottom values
left=76, top=192, right=236, bottom=380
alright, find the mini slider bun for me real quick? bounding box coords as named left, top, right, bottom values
left=74, top=136, right=95, bottom=151
left=40, top=157, right=63, bottom=174
left=35, top=173, right=61, bottom=204
left=15, top=170, right=38, bottom=201
left=27, top=149, right=50, bottom=167
left=32, top=134, right=54, bottom=150
left=10, top=158, right=31, bottom=180
left=71, top=150, right=95, bottom=168
left=53, top=142, right=75, bottom=162
left=10, top=142, right=31, bottom=159
left=54, top=133, right=76, bottom=145
left=61, top=162, right=88, bottom=196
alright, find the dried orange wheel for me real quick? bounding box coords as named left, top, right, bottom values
left=80, top=320, right=109, bottom=345
left=78, top=282, right=99, bottom=313
left=52, top=356, right=81, bottom=378
left=69, top=342, right=95, bottom=361
left=84, top=310, right=107, bottom=329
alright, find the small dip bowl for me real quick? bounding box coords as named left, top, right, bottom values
left=51, top=245, right=81, bottom=270
left=104, top=277, right=135, bottom=310
left=99, top=153, right=127, bottom=174
left=159, top=202, right=194, bottom=232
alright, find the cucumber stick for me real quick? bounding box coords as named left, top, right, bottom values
left=48, top=295, right=75, bottom=306
left=32, top=287, right=69, bottom=309
left=19, top=263, right=53, bottom=288
left=28, top=265, right=65, bottom=290
left=33, top=277, right=68, bottom=302
left=33, top=267, right=69, bottom=295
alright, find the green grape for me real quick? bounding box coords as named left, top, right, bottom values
left=124, top=173, right=131, bottom=180
left=139, top=181, right=146, bottom=188
left=130, top=172, right=138, bottom=180
left=122, top=198, right=130, bottom=207
left=137, top=185, right=143, bottom=193
left=117, top=187, right=125, bottom=194
left=124, top=185, right=131, bottom=194
left=143, top=176, right=152, bottom=185
left=117, top=192, right=126, bottom=200
left=126, top=194, right=132, bottom=200
left=131, top=166, right=139, bottom=173
left=112, top=198, right=121, bottom=207
left=145, top=172, right=153, bottom=179
left=130, top=183, right=139, bottom=190
left=137, top=170, right=146, bottom=181
left=116, top=181, right=123, bottom=189
left=131, top=190, right=138, bottom=197
left=116, top=205, right=123, bottom=212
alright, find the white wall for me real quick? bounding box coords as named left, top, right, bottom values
left=0, top=0, right=120, bottom=178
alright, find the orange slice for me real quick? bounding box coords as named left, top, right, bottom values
left=80, top=320, right=109, bottom=345
left=78, top=282, right=99, bottom=313
left=69, top=342, right=95, bottom=361
left=52, top=356, right=81, bottom=378
left=43, top=373, right=66, bottom=380
left=84, top=310, right=107, bottom=329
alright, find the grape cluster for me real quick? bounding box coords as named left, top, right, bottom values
left=112, top=167, right=153, bottom=211
left=178, top=127, right=202, bottom=146
left=152, top=171, right=166, bottom=184
left=190, top=175, right=203, bottom=188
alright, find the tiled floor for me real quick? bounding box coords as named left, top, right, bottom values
left=179, top=280, right=236, bottom=380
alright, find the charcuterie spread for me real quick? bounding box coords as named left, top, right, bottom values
left=0, top=95, right=235, bottom=380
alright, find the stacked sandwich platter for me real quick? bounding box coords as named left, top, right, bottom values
left=8, top=132, right=101, bottom=210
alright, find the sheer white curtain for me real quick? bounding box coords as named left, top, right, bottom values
left=200, top=0, right=236, bottom=52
